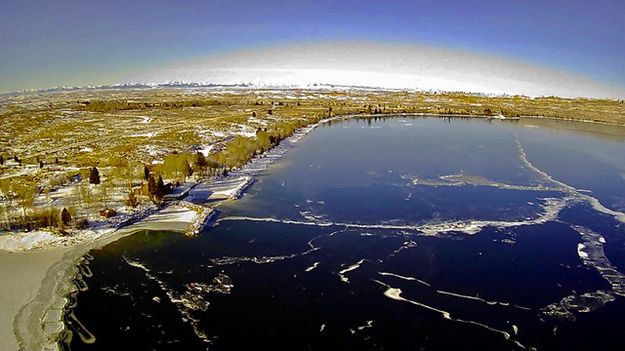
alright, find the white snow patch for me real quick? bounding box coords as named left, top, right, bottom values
left=0, top=231, right=63, bottom=251
left=577, top=243, right=589, bottom=259
left=199, top=144, right=214, bottom=156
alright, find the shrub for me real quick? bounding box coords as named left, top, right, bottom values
left=26, top=208, right=61, bottom=229
left=125, top=191, right=139, bottom=208
left=99, top=208, right=117, bottom=218
left=156, top=176, right=167, bottom=199
left=147, top=175, right=157, bottom=197
left=75, top=217, right=89, bottom=229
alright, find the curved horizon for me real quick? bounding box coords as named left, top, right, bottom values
left=128, top=42, right=625, bottom=99
left=5, top=41, right=623, bottom=99
left=2, top=1, right=624, bottom=98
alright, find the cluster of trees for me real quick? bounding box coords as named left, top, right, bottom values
left=151, top=152, right=223, bottom=181
left=1, top=111, right=329, bottom=232
left=212, top=119, right=315, bottom=169
left=0, top=179, right=78, bottom=231
left=251, top=100, right=285, bottom=106
left=0, top=178, right=37, bottom=217
left=190, top=152, right=222, bottom=177
left=0, top=164, right=117, bottom=230
left=125, top=168, right=171, bottom=207
left=147, top=174, right=168, bottom=201
left=82, top=99, right=223, bottom=112
left=162, top=153, right=194, bottom=182
left=0, top=155, right=65, bottom=172
left=364, top=104, right=386, bottom=114
left=0, top=206, right=76, bottom=231
left=0, top=154, right=22, bottom=167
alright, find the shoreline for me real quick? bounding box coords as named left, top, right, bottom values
left=1, top=112, right=622, bottom=350
left=13, top=205, right=201, bottom=351
left=0, top=111, right=619, bottom=248
left=360, top=112, right=625, bottom=128
left=4, top=113, right=337, bottom=351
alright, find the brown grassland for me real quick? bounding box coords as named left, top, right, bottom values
left=1, top=88, right=624, bottom=232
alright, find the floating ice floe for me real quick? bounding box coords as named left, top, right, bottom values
left=378, top=272, right=431, bottom=287
left=400, top=172, right=560, bottom=192
left=121, top=256, right=221, bottom=344
left=372, top=279, right=527, bottom=349
left=356, top=320, right=374, bottom=331
left=220, top=196, right=567, bottom=237
left=542, top=225, right=625, bottom=321
left=337, top=259, right=366, bottom=283
left=305, top=262, right=320, bottom=272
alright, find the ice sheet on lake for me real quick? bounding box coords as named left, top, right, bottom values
left=516, top=139, right=625, bottom=225
left=220, top=195, right=567, bottom=237
left=542, top=225, right=625, bottom=321
left=400, top=172, right=560, bottom=192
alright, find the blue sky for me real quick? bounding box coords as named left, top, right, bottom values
left=1, top=0, right=623, bottom=95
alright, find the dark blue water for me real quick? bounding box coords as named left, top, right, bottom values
left=63, top=117, right=625, bottom=350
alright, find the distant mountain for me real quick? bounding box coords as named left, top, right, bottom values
left=1, top=81, right=429, bottom=97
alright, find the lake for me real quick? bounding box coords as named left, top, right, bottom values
left=62, top=116, right=625, bottom=350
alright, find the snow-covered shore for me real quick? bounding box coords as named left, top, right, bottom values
left=9, top=205, right=201, bottom=351
left=1, top=113, right=337, bottom=351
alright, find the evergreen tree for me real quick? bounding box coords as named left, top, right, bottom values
left=89, top=167, right=100, bottom=184
left=143, top=165, right=150, bottom=180
left=156, top=176, right=166, bottom=199
left=60, top=208, right=72, bottom=226
left=147, top=175, right=156, bottom=197
left=0, top=154, right=3, bottom=166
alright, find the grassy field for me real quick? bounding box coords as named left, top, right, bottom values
left=1, top=88, right=624, bottom=233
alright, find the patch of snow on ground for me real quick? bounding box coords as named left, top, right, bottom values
left=0, top=231, right=63, bottom=251
left=210, top=131, right=226, bottom=137
left=198, top=144, right=214, bottom=156
left=129, top=132, right=156, bottom=138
